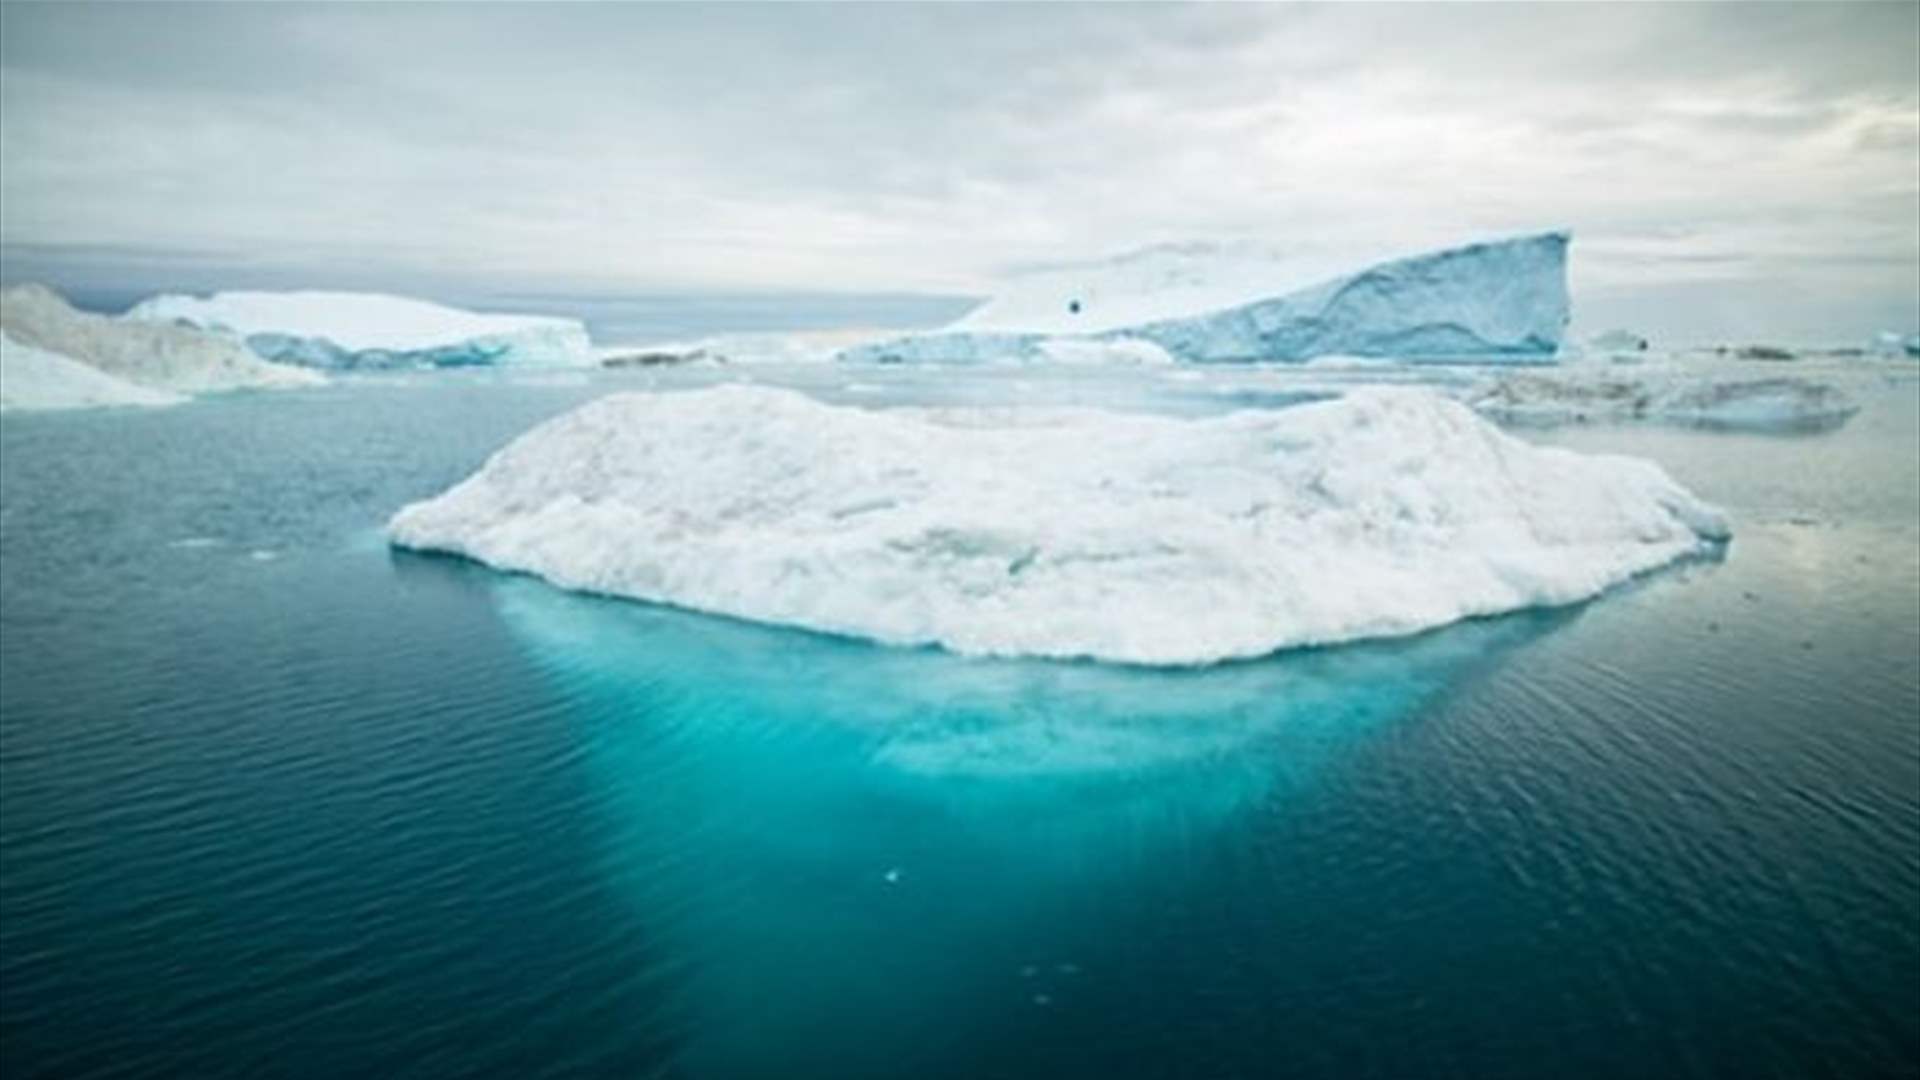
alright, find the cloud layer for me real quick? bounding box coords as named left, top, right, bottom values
left=2, top=3, right=1915, bottom=340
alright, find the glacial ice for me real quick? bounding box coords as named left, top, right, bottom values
left=0, top=284, right=321, bottom=395
left=841, top=233, right=1571, bottom=365
left=389, top=383, right=1726, bottom=665
left=125, top=290, right=594, bottom=370
left=0, top=330, right=187, bottom=412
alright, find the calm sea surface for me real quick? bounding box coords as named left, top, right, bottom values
left=2, top=364, right=1916, bottom=1079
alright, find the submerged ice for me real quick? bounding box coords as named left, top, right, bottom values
left=474, top=565, right=1568, bottom=1078
left=125, top=290, right=594, bottom=370
left=841, top=233, right=1571, bottom=365
left=389, top=384, right=1726, bottom=665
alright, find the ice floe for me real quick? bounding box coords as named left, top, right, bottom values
left=1466, top=369, right=1858, bottom=431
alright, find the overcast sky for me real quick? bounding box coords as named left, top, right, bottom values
left=1, top=2, right=1915, bottom=341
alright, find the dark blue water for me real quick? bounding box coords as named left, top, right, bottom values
left=3, top=370, right=1916, bottom=1079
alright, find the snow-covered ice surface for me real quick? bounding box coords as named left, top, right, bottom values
left=841, top=233, right=1570, bottom=365
left=0, top=285, right=321, bottom=395
left=0, top=330, right=187, bottom=412
left=125, top=290, right=593, bottom=370
left=390, top=383, right=1726, bottom=665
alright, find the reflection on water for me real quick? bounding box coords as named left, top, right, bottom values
left=414, top=556, right=1571, bottom=1078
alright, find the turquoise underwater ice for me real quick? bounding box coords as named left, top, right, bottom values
left=487, top=573, right=1566, bottom=1077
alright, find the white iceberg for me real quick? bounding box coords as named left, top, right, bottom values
left=0, top=330, right=187, bottom=412
left=389, top=384, right=1725, bottom=665
left=841, top=233, right=1570, bottom=365
left=1467, top=370, right=1858, bottom=431
left=1586, top=329, right=1650, bottom=355
left=1869, top=330, right=1920, bottom=358
left=0, top=284, right=321, bottom=395
left=124, top=290, right=593, bottom=370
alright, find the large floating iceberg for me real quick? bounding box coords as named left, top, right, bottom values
left=0, top=330, right=188, bottom=412
left=0, top=284, right=321, bottom=395
left=390, top=384, right=1725, bottom=665
left=841, top=233, right=1571, bottom=365
left=125, top=290, right=593, bottom=370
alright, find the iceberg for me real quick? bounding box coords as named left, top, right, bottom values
left=0, top=284, right=321, bottom=395
left=389, top=383, right=1725, bottom=665
left=1869, top=330, right=1920, bottom=358
left=841, top=233, right=1571, bottom=365
left=1467, top=370, right=1858, bottom=431
left=1587, top=329, right=1649, bottom=353
left=124, top=290, right=593, bottom=370
left=0, top=330, right=187, bottom=412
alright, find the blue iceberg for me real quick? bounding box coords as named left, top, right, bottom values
left=123, top=290, right=594, bottom=370
left=842, top=232, right=1571, bottom=365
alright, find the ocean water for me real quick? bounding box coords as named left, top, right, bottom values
left=1, top=366, right=1916, bottom=1079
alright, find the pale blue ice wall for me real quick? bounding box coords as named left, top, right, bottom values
left=844, top=233, right=1571, bottom=364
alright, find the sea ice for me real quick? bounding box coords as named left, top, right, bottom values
left=1466, top=369, right=1858, bottom=430
left=0, top=330, right=187, bottom=412
left=125, top=290, right=593, bottom=369
left=841, top=233, right=1570, bottom=365
left=603, top=328, right=888, bottom=367
left=390, top=383, right=1725, bottom=665
left=0, top=285, right=321, bottom=395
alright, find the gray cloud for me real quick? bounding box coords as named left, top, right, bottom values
left=2, top=2, right=1915, bottom=341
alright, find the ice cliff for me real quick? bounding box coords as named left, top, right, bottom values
left=841, top=233, right=1571, bottom=365
left=125, top=290, right=594, bottom=370
left=389, top=383, right=1724, bottom=666
left=0, top=284, right=321, bottom=396
left=0, top=330, right=187, bottom=412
